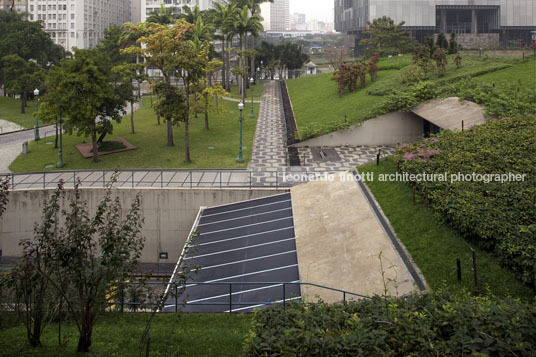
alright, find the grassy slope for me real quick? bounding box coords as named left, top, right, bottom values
left=287, top=55, right=526, bottom=140
left=287, top=69, right=399, bottom=137
left=9, top=98, right=259, bottom=172
left=475, top=59, right=536, bottom=89
left=358, top=158, right=533, bottom=300
left=0, top=97, right=38, bottom=128
left=0, top=313, right=251, bottom=356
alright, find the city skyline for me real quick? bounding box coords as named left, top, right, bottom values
left=289, top=0, right=333, bottom=23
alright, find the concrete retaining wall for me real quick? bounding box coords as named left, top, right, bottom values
left=295, top=111, right=424, bottom=147
left=0, top=188, right=286, bottom=265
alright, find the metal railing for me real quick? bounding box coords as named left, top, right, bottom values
left=108, top=281, right=370, bottom=314
left=2, top=169, right=347, bottom=191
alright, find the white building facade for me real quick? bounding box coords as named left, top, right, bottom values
left=28, top=0, right=131, bottom=52
left=259, top=0, right=289, bottom=32
left=141, top=0, right=228, bottom=22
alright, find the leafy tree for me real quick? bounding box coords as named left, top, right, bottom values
left=37, top=49, right=126, bottom=163
left=0, top=10, right=65, bottom=67
left=360, top=16, right=415, bottom=56
left=454, top=54, right=462, bottom=69
left=1, top=54, right=45, bottom=113
left=436, top=32, right=449, bottom=50
left=448, top=33, right=458, bottom=54
left=146, top=4, right=178, bottom=25
left=231, top=6, right=264, bottom=102
left=278, top=42, right=309, bottom=79
left=112, top=63, right=146, bottom=134
left=209, top=2, right=238, bottom=91
left=180, top=4, right=208, bottom=24
left=412, top=44, right=433, bottom=74
left=368, top=55, right=380, bottom=82
left=424, top=35, right=435, bottom=56
left=26, top=178, right=145, bottom=352
left=432, top=46, right=448, bottom=76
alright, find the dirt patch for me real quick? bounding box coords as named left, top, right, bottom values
left=76, top=138, right=136, bottom=158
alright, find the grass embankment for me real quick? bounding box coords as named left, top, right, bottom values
left=358, top=158, right=534, bottom=300
left=287, top=55, right=529, bottom=140
left=226, top=81, right=264, bottom=100
left=0, top=313, right=251, bottom=356
left=0, top=97, right=38, bottom=128
left=9, top=98, right=259, bottom=172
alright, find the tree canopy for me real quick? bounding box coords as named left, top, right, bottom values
left=360, top=16, right=415, bottom=56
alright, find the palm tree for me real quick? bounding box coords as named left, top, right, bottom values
left=210, top=3, right=237, bottom=91
left=146, top=4, right=178, bottom=25
left=232, top=6, right=263, bottom=103
left=180, top=4, right=205, bottom=24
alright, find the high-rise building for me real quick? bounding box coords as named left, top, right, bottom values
left=2, top=0, right=28, bottom=13
left=335, top=0, right=536, bottom=48
left=28, top=0, right=131, bottom=52
left=260, top=0, right=289, bottom=32
left=131, top=0, right=141, bottom=24
left=291, top=12, right=306, bottom=31
left=141, top=0, right=228, bottom=23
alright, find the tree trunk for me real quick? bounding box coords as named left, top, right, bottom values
left=157, top=114, right=160, bottom=125
left=184, top=80, right=191, bottom=163
left=204, top=95, right=209, bottom=131
left=77, top=325, right=93, bottom=352
left=21, top=91, right=26, bottom=114
left=166, top=119, right=174, bottom=147
left=225, top=40, right=231, bottom=91
left=91, top=130, right=99, bottom=163
left=130, top=100, right=135, bottom=134
left=242, top=36, right=247, bottom=103
left=221, top=38, right=226, bottom=89
left=251, top=36, right=256, bottom=84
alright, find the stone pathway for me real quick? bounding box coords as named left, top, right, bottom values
left=248, top=81, right=288, bottom=171
left=246, top=81, right=395, bottom=184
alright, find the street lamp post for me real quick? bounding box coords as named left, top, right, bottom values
left=236, top=102, right=245, bottom=163
left=57, top=114, right=64, bottom=168
left=33, top=88, right=40, bottom=141
left=249, top=77, right=255, bottom=118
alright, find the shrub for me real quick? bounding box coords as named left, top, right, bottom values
left=244, top=291, right=536, bottom=356
left=396, top=115, right=536, bottom=286
left=400, top=64, right=426, bottom=84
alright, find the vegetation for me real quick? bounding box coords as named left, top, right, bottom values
left=0, top=313, right=251, bottom=356
left=0, top=96, right=37, bottom=128
left=256, top=41, right=310, bottom=79
left=9, top=99, right=259, bottom=172
left=360, top=16, right=415, bottom=57
left=244, top=291, right=536, bottom=356
left=4, top=178, right=145, bottom=352
left=396, top=115, right=536, bottom=288
left=359, top=159, right=533, bottom=299
left=287, top=56, right=532, bottom=140
left=0, top=175, right=8, bottom=217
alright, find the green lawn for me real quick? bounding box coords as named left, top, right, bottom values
left=358, top=158, right=534, bottom=300
left=287, top=55, right=525, bottom=140
left=9, top=98, right=259, bottom=172
left=0, top=313, right=252, bottom=356
left=226, top=81, right=264, bottom=100
left=0, top=96, right=38, bottom=128
left=475, top=58, right=536, bottom=89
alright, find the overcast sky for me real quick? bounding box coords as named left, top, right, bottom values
left=289, top=0, right=334, bottom=23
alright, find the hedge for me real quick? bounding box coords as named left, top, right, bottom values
left=244, top=291, right=536, bottom=356
left=396, top=115, right=536, bottom=287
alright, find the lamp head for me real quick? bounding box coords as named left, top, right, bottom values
left=238, top=102, right=244, bottom=111
left=34, top=88, right=40, bottom=96
left=250, top=77, right=254, bottom=84
left=257, top=67, right=260, bottom=72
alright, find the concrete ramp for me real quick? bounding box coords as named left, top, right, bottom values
left=412, top=97, right=487, bottom=131
left=291, top=172, right=425, bottom=303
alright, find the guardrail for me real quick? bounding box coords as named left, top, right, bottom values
left=108, top=281, right=370, bottom=314
left=1, top=169, right=346, bottom=191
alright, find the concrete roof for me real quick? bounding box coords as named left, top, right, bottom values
left=411, top=97, right=488, bottom=131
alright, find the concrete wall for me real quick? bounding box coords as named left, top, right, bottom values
left=456, top=33, right=500, bottom=48
left=295, top=112, right=424, bottom=148
left=0, top=188, right=286, bottom=265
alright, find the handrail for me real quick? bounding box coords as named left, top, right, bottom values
left=1, top=169, right=348, bottom=191
left=108, top=280, right=371, bottom=314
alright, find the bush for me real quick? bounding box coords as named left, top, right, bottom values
left=244, top=291, right=536, bottom=356
left=396, top=115, right=536, bottom=286
left=400, top=65, right=426, bottom=84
